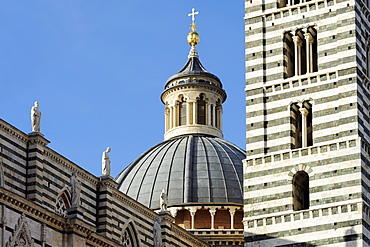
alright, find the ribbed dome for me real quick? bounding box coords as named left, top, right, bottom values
left=115, top=134, right=245, bottom=209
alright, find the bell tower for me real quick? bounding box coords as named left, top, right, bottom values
left=244, top=0, right=370, bottom=245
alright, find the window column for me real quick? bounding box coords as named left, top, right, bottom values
left=299, top=107, right=309, bottom=148
left=229, top=208, right=236, bottom=230
left=186, top=101, right=191, bottom=125
left=292, top=35, right=302, bottom=76
left=165, top=108, right=170, bottom=131
left=190, top=209, right=197, bottom=230
left=219, top=106, right=223, bottom=130
left=169, top=106, right=173, bottom=129
left=209, top=208, right=217, bottom=230
left=304, top=32, right=314, bottom=73
left=193, top=102, right=197, bottom=125
left=207, top=103, right=212, bottom=125
left=212, top=104, right=216, bottom=127
left=174, top=103, right=178, bottom=127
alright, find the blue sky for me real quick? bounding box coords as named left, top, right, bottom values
left=0, top=1, right=245, bottom=177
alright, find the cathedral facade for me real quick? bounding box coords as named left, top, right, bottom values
left=0, top=119, right=209, bottom=246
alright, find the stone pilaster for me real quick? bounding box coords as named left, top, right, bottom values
left=158, top=211, right=175, bottom=246
left=66, top=218, right=95, bottom=247
left=97, top=175, right=118, bottom=238
left=26, top=132, right=50, bottom=204
left=67, top=206, right=84, bottom=220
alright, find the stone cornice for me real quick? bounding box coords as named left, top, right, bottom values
left=44, top=148, right=99, bottom=186
left=170, top=223, right=209, bottom=247
left=112, top=189, right=159, bottom=221
left=161, top=84, right=226, bottom=104
left=28, top=133, right=50, bottom=146
left=245, top=138, right=360, bottom=163
left=99, top=176, right=118, bottom=189
left=86, top=232, right=121, bottom=247
left=0, top=187, right=124, bottom=247
left=0, top=119, right=29, bottom=144
left=0, top=187, right=67, bottom=230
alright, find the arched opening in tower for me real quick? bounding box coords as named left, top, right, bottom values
left=292, top=171, right=309, bottom=211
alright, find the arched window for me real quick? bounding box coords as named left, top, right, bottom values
left=197, top=94, right=206, bottom=125
left=290, top=101, right=312, bottom=149
left=194, top=209, right=211, bottom=229
left=234, top=210, right=244, bottom=229
left=278, top=0, right=312, bottom=8
left=304, top=101, right=313, bottom=147
left=165, top=107, right=170, bottom=131
left=215, top=100, right=222, bottom=129
left=55, top=188, right=71, bottom=217
left=278, top=0, right=288, bottom=8
left=293, top=171, right=309, bottom=211
left=178, top=97, right=186, bottom=126
left=121, top=222, right=140, bottom=247
left=284, top=27, right=317, bottom=78
left=175, top=209, right=192, bottom=229
left=307, top=27, right=318, bottom=73
left=214, top=209, right=231, bottom=229
left=284, top=32, right=295, bottom=78
left=290, top=103, right=302, bottom=149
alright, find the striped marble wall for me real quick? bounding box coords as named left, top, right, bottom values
left=244, top=0, right=369, bottom=244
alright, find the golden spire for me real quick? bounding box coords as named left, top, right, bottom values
left=187, top=8, right=200, bottom=47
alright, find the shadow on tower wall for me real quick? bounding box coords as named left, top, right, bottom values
left=244, top=234, right=317, bottom=247
left=244, top=227, right=360, bottom=247
left=345, top=227, right=358, bottom=246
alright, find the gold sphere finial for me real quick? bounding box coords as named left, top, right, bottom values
left=187, top=31, right=200, bottom=46
left=187, top=8, right=200, bottom=46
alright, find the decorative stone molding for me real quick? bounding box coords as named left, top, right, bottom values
left=119, top=218, right=142, bottom=246
left=161, top=84, right=226, bottom=103
left=112, top=190, right=159, bottom=221
left=244, top=200, right=362, bottom=228
left=55, top=185, right=71, bottom=217
left=0, top=119, right=29, bottom=144
left=165, top=76, right=222, bottom=90
left=245, top=138, right=359, bottom=165
left=0, top=188, right=67, bottom=230
left=5, top=213, right=35, bottom=247
left=28, top=132, right=50, bottom=146
left=287, top=164, right=314, bottom=180
left=246, top=69, right=339, bottom=94
left=44, top=148, right=99, bottom=186
left=171, top=224, right=209, bottom=247
left=41, top=223, right=47, bottom=243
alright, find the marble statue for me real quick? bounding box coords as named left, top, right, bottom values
left=70, top=171, right=82, bottom=207
left=160, top=189, right=168, bottom=212
left=153, top=217, right=162, bottom=247
left=31, top=101, right=42, bottom=132
left=102, top=147, right=111, bottom=176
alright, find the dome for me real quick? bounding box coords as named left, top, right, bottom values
left=115, top=134, right=245, bottom=209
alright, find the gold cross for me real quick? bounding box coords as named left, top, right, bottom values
left=188, top=8, right=199, bottom=31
